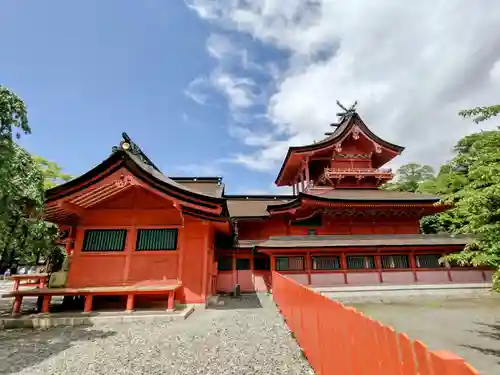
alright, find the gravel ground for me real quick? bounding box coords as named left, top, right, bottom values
left=0, top=293, right=314, bottom=375
left=348, top=295, right=500, bottom=375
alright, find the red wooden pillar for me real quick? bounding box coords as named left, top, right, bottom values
left=340, top=253, right=348, bottom=284
left=41, top=295, right=51, bottom=313
left=304, top=157, right=310, bottom=187
left=201, top=222, right=210, bottom=301
left=12, top=296, right=22, bottom=315
left=305, top=253, right=312, bottom=285
left=123, top=226, right=137, bottom=283
left=12, top=279, right=20, bottom=292
left=177, top=226, right=185, bottom=280
left=126, top=294, right=135, bottom=312
left=232, top=252, right=237, bottom=286
left=167, top=291, right=175, bottom=311
left=84, top=295, right=93, bottom=313
left=375, top=254, right=383, bottom=283
left=409, top=252, right=418, bottom=282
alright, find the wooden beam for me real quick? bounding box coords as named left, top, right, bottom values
left=58, top=201, right=86, bottom=216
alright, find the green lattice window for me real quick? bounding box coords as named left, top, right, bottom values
left=82, top=229, right=127, bottom=252
left=136, top=229, right=178, bottom=251
left=276, top=256, right=304, bottom=271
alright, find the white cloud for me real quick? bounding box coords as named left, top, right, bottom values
left=187, top=0, right=500, bottom=174
left=184, top=76, right=210, bottom=105
left=210, top=69, right=256, bottom=109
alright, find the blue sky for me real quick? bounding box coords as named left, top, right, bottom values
left=2, top=1, right=500, bottom=195
left=0, top=1, right=285, bottom=194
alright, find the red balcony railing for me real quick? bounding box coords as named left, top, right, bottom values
left=324, top=167, right=393, bottom=179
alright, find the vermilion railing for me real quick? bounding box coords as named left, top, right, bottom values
left=272, top=272, right=480, bottom=375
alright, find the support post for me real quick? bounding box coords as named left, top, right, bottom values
left=305, top=253, right=312, bottom=285
left=126, top=294, right=135, bottom=312
left=12, top=296, right=22, bottom=315
left=167, top=291, right=175, bottom=312
left=304, top=157, right=310, bottom=185
left=340, top=253, right=348, bottom=284
left=84, top=295, right=93, bottom=313
left=375, top=254, right=383, bottom=283
left=41, top=295, right=51, bottom=313
left=409, top=252, right=418, bottom=282
left=12, top=279, right=20, bottom=292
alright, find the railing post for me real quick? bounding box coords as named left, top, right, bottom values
left=430, top=351, right=480, bottom=375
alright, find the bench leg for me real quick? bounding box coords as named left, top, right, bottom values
left=41, top=295, right=51, bottom=313
left=13, top=279, right=20, bottom=292
left=126, top=294, right=135, bottom=313
left=12, top=296, right=23, bottom=315
left=84, top=295, right=93, bottom=313
left=166, top=291, right=175, bottom=312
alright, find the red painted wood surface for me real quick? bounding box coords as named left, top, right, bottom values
left=272, top=272, right=480, bottom=375
left=64, top=188, right=215, bottom=305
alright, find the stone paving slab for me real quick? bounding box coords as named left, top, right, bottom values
left=0, top=306, right=194, bottom=330
left=0, top=293, right=313, bottom=375
left=348, top=295, right=500, bottom=375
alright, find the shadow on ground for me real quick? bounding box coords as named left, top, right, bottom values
left=462, top=322, right=500, bottom=363
left=0, top=326, right=116, bottom=374
left=208, top=293, right=264, bottom=310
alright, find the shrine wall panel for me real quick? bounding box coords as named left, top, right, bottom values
left=450, top=270, right=486, bottom=283
left=180, top=219, right=210, bottom=304
left=346, top=272, right=380, bottom=285
left=311, top=273, right=345, bottom=286
left=127, top=253, right=178, bottom=283
left=67, top=254, right=126, bottom=287
left=381, top=271, right=414, bottom=284
left=237, top=217, right=421, bottom=240
left=416, top=270, right=449, bottom=283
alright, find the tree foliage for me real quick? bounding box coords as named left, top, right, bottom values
left=393, top=105, right=500, bottom=289
left=459, top=104, right=500, bottom=124
left=0, top=85, right=30, bottom=141
left=382, top=163, right=435, bottom=192
left=33, top=155, right=73, bottom=189
left=0, top=86, right=67, bottom=273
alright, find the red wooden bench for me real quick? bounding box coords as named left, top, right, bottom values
left=1, top=280, right=181, bottom=315
left=7, top=274, right=49, bottom=291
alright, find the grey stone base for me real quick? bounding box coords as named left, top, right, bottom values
left=0, top=305, right=195, bottom=330
left=315, top=283, right=495, bottom=303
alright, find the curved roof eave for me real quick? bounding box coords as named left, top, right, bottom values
left=275, top=113, right=405, bottom=185
left=266, top=190, right=442, bottom=213
left=45, top=150, right=227, bottom=210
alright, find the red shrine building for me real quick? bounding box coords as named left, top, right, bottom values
left=43, top=111, right=492, bottom=307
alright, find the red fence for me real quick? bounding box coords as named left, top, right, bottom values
left=271, top=272, right=480, bottom=375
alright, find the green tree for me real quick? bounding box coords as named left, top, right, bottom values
left=383, top=163, right=435, bottom=192
left=459, top=104, right=500, bottom=124
left=0, top=86, right=63, bottom=273
left=440, top=130, right=500, bottom=287
left=33, top=155, right=73, bottom=189
left=0, top=85, right=30, bottom=141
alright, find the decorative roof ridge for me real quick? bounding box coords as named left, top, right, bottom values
left=112, top=132, right=161, bottom=173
